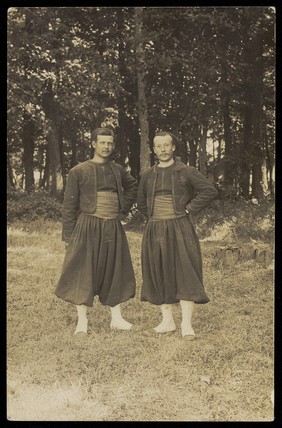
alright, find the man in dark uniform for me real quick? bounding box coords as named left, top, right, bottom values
left=56, top=128, right=137, bottom=335
left=137, top=131, right=218, bottom=339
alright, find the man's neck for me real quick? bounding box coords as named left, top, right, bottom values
left=158, top=159, right=174, bottom=168
left=91, top=155, right=109, bottom=164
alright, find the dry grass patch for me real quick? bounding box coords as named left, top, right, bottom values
left=7, top=221, right=274, bottom=421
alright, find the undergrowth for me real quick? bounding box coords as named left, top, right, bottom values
left=194, top=198, right=274, bottom=243
left=7, top=191, right=274, bottom=243
left=7, top=191, right=63, bottom=223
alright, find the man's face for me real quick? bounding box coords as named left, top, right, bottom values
left=153, top=135, right=175, bottom=162
left=92, top=135, right=115, bottom=159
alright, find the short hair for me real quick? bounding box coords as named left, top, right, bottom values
left=154, top=131, right=178, bottom=147
left=91, top=127, right=114, bottom=142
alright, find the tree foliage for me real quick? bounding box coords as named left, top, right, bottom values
left=8, top=6, right=275, bottom=199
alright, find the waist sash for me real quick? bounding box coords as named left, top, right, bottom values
left=86, top=191, right=119, bottom=219
left=150, top=195, right=185, bottom=220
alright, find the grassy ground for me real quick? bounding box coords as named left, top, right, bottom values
left=7, top=220, right=274, bottom=421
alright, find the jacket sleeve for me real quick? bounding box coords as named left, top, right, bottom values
left=137, top=172, right=148, bottom=218
left=185, top=167, right=218, bottom=215
left=121, top=169, right=138, bottom=214
left=61, top=169, right=80, bottom=242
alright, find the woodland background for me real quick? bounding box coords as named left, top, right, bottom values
left=7, top=6, right=275, bottom=204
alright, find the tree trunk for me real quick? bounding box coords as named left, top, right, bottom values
left=252, top=162, right=263, bottom=199
left=250, top=25, right=264, bottom=200
left=7, top=154, right=15, bottom=191
left=213, top=136, right=222, bottom=184
left=7, top=168, right=12, bottom=192
left=188, top=139, right=197, bottom=167
left=40, top=144, right=50, bottom=190
left=134, top=7, right=151, bottom=174
left=70, top=138, right=77, bottom=168
left=198, top=123, right=208, bottom=176
left=47, top=121, right=63, bottom=195
left=128, top=118, right=140, bottom=179
left=116, top=8, right=128, bottom=168
left=221, top=62, right=233, bottom=189
left=37, top=144, right=44, bottom=187
left=240, top=101, right=252, bottom=198
left=21, top=113, right=35, bottom=192
left=177, top=133, right=188, bottom=164
left=58, top=129, right=66, bottom=191
left=265, top=139, right=274, bottom=196
left=41, top=79, right=63, bottom=195
left=217, top=136, right=222, bottom=162
left=116, top=112, right=128, bottom=167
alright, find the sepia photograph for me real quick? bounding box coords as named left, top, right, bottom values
left=7, top=6, right=275, bottom=421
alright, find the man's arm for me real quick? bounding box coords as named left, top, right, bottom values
left=185, top=167, right=218, bottom=215
left=137, top=172, right=148, bottom=218
left=121, top=170, right=138, bottom=214
left=61, top=169, right=80, bottom=242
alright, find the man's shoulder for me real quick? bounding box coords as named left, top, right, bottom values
left=110, top=160, right=123, bottom=170
left=109, top=161, right=129, bottom=176
left=140, top=165, right=155, bottom=178
left=175, top=161, right=195, bottom=174
left=70, top=160, right=90, bottom=171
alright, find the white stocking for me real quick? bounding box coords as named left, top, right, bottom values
left=110, top=304, right=132, bottom=330
left=180, top=300, right=195, bottom=337
left=74, top=304, right=88, bottom=335
left=154, top=304, right=176, bottom=333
